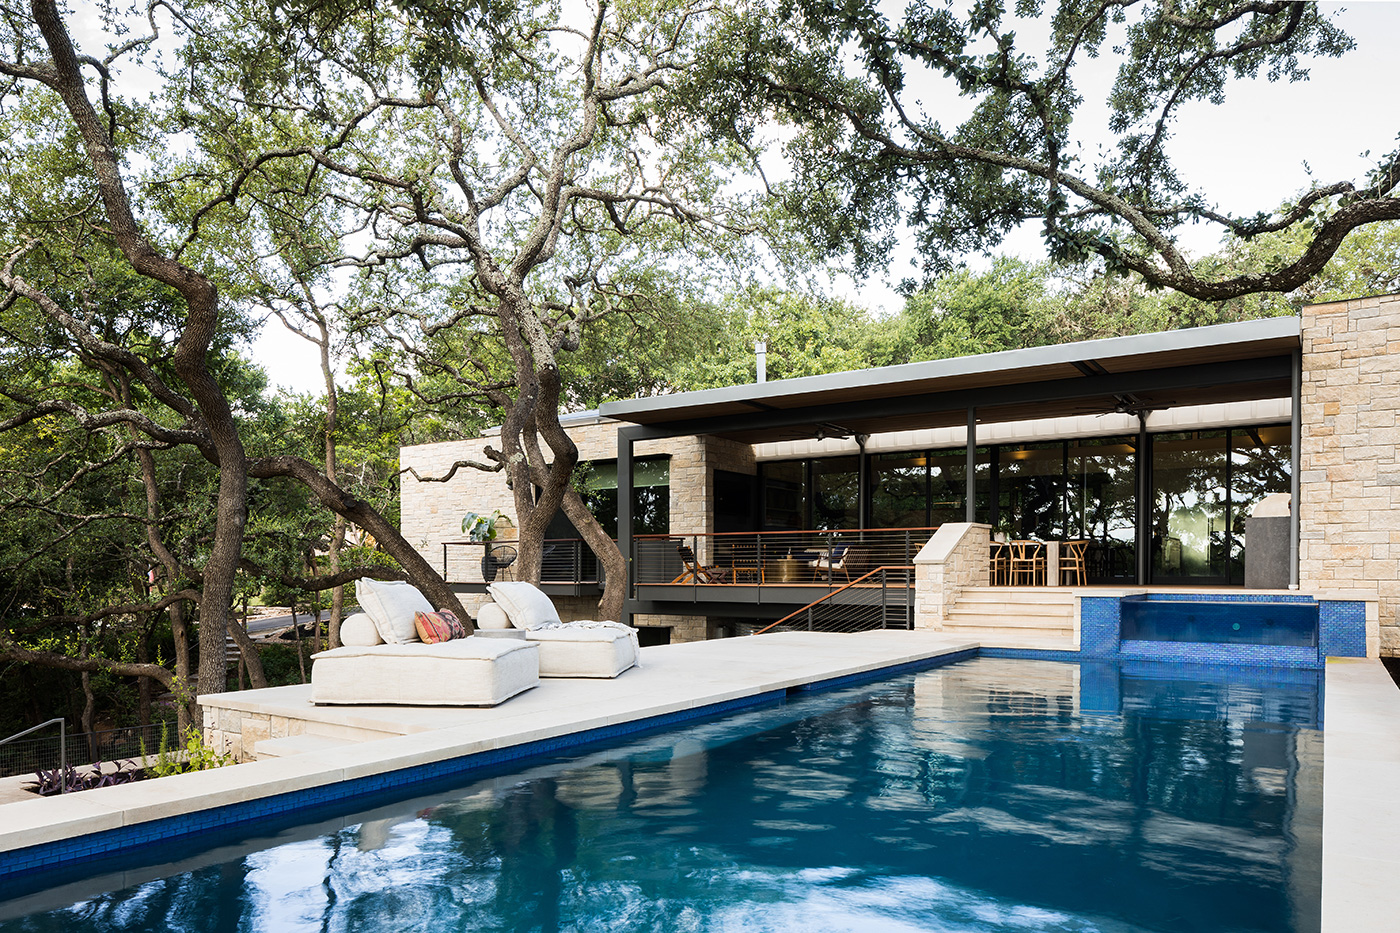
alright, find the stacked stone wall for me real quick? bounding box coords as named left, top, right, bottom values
left=1299, top=293, right=1400, bottom=654
left=400, top=422, right=752, bottom=642
left=912, top=523, right=991, bottom=629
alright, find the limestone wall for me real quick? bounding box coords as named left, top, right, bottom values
left=1299, top=293, right=1400, bottom=655
left=912, top=522, right=992, bottom=629
left=400, top=419, right=754, bottom=643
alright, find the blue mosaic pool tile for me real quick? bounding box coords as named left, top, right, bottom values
left=979, top=647, right=1081, bottom=662
left=1079, top=596, right=1120, bottom=657
left=1118, top=640, right=1320, bottom=669
left=1133, top=592, right=1317, bottom=604
left=1319, top=600, right=1367, bottom=658
left=1079, top=660, right=1121, bottom=713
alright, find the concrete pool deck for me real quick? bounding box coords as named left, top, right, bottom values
left=0, top=632, right=978, bottom=866
left=1321, top=657, right=1400, bottom=932
left=1, top=634, right=1396, bottom=933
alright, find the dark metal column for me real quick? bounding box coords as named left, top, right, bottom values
left=965, top=406, right=977, bottom=523
left=1290, top=347, right=1301, bottom=588
left=1136, top=415, right=1151, bottom=586
left=617, top=426, right=637, bottom=625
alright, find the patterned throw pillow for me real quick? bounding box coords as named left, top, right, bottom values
left=413, top=610, right=468, bottom=644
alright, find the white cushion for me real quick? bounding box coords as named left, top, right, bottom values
left=476, top=602, right=513, bottom=630
left=355, top=579, right=432, bottom=644
left=339, top=612, right=383, bottom=647
left=525, top=623, right=638, bottom=678
left=487, top=581, right=561, bottom=630
left=310, top=638, right=539, bottom=706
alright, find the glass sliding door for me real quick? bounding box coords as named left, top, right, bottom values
left=761, top=460, right=807, bottom=531
left=812, top=456, right=861, bottom=530
left=1229, top=425, right=1292, bottom=582
left=1068, top=436, right=1137, bottom=581
left=997, top=442, right=1065, bottom=540
left=1151, top=431, right=1229, bottom=583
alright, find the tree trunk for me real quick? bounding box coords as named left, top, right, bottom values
left=35, top=0, right=248, bottom=713
left=248, top=455, right=471, bottom=627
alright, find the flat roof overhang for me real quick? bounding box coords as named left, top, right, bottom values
left=599, top=317, right=1301, bottom=442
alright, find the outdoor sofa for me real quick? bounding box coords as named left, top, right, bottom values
left=309, top=579, right=638, bottom=706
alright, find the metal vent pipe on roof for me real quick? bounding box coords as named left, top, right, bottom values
left=755, top=340, right=767, bottom=383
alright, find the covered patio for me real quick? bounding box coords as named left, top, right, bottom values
left=600, top=317, right=1301, bottom=625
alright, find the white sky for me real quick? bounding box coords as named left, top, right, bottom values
left=233, top=2, right=1399, bottom=394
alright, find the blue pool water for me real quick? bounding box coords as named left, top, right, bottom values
left=0, top=658, right=1322, bottom=932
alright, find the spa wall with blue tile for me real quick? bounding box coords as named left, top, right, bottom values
left=1076, top=593, right=1366, bottom=669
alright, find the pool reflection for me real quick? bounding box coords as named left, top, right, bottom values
left=0, top=658, right=1322, bottom=933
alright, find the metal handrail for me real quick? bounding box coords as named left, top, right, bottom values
left=752, top=565, right=915, bottom=635
left=0, top=718, right=66, bottom=792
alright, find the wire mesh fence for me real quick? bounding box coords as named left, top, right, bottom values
left=0, top=719, right=181, bottom=779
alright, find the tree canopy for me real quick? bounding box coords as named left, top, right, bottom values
left=678, top=0, right=1400, bottom=299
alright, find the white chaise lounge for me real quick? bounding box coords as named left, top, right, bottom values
left=483, top=581, right=640, bottom=679
left=309, top=579, right=539, bottom=706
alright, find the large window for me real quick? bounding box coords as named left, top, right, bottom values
left=565, top=456, right=670, bottom=537
left=1068, top=437, right=1138, bottom=581
left=1149, top=428, right=1290, bottom=584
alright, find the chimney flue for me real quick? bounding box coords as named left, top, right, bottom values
left=755, top=340, right=767, bottom=383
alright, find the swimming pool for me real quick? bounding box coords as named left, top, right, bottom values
left=0, top=657, right=1322, bottom=932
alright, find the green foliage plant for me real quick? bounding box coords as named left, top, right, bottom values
left=141, top=722, right=234, bottom=778
left=462, top=510, right=508, bottom=543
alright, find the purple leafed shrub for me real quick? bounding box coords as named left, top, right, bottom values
left=28, top=760, right=145, bottom=796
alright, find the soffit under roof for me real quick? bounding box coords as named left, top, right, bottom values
left=598, top=317, right=1300, bottom=443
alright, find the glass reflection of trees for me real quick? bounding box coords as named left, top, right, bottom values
left=1152, top=428, right=1290, bottom=584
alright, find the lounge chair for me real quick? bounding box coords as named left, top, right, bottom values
left=671, top=544, right=729, bottom=583
left=808, top=544, right=852, bottom=581
left=311, top=580, right=539, bottom=706
left=486, top=581, right=640, bottom=678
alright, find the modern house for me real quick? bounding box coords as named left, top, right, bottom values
left=399, top=292, right=1398, bottom=657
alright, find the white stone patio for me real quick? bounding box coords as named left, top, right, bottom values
left=0, top=631, right=977, bottom=858
left=1, top=636, right=1396, bottom=933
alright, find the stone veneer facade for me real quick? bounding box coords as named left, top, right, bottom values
left=912, top=523, right=992, bottom=630
left=399, top=418, right=755, bottom=643
left=1299, top=292, right=1400, bottom=655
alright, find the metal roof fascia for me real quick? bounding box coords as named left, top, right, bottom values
left=599, top=316, right=1301, bottom=421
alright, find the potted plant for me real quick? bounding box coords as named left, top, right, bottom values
left=464, top=510, right=516, bottom=581
left=462, top=509, right=507, bottom=542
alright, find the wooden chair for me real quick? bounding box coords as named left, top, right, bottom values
left=989, top=542, right=1011, bottom=585
left=808, top=544, right=852, bottom=582
left=1009, top=540, right=1046, bottom=586
left=671, top=544, right=729, bottom=584
left=1059, top=540, right=1088, bottom=586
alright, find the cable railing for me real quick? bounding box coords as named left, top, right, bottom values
left=752, top=566, right=916, bottom=635
left=442, top=537, right=603, bottom=586
left=633, top=527, right=937, bottom=593
left=0, top=718, right=179, bottom=780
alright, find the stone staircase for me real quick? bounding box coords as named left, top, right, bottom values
left=942, top=588, right=1078, bottom=648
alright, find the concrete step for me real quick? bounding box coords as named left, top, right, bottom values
left=253, top=734, right=355, bottom=761
left=946, top=616, right=1075, bottom=633
left=947, top=603, right=1074, bottom=619
left=957, top=589, right=1077, bottom=604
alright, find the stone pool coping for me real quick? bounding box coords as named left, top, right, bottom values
left=0, top=632, right=978, bottom=869
left=2, top=634, right=1393, bottom=933
left=1321, top=657, right=1400, bottom=932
